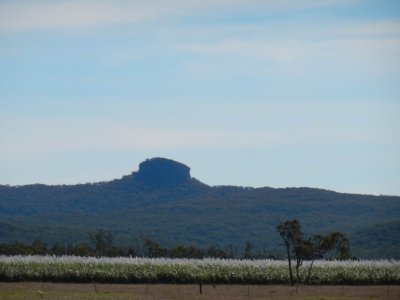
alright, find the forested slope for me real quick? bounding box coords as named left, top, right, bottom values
left=1, top=158, right=399, bottom=258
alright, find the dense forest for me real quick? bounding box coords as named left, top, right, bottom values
left=1, top=158, right=399, bottom=258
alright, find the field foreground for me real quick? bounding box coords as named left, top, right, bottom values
left=0, top=282, right=400, bottom=300
left=1, top=256, right=399, bottom=285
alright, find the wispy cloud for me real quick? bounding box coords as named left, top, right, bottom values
left=0, top=1, right=168, bottom=32
left=0, top=0, right=357, bottom=32
left=175, top=20, right=400, bottom=76
left=335, top=21, right=400, bottom=37
left=177, top=39, right=304, bottom=62
left=1, top=100, right=397, bottom=158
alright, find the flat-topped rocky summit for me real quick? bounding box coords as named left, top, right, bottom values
left=136, top=157, right=191, bottom=185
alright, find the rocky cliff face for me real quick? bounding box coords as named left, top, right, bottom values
left=136, top=157, right=191, bottom=185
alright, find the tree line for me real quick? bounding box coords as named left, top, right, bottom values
left=0, top=229, right=273, bottom=259
left=0, top=219, right=353, bottom=272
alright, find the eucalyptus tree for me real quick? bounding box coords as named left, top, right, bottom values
left=276, top=219, right=352, bottom=285
left=276, top=219, right=303, bottom=285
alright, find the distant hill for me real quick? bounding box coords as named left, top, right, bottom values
left=1, top=157, right=399, bottom=258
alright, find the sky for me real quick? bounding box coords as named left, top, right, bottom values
left=0, top=0, right=399, bottom=195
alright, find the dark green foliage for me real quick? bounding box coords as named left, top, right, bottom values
left=0, top=158, right=399, bottom=258
left=351, top=221, right=400, bottom=258
left=206, top=246, right=228, bottom=259
left=31, top=240, right=47, bottom=255
left=0, top=235, right=230, bottom=259
left=169, top=245, right=204, bottom=258
left=243, top=241, right=253, bottom=259
left=142, top=237, right=168, bottom=258
left=90, top=229, right=117, bottom=257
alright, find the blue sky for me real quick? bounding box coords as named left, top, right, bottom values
left=0, top=0, right=399, bottom=195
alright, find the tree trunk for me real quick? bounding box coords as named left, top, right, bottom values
left=306, top=259, right=315, bottom=283
left=285, top=241, right=294, bottom=286
left=295, top=259, right=300, bottom=284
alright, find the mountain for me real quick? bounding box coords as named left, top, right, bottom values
left=0, top=157, right=399, bottom=258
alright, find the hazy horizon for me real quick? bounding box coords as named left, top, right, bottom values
left=1, top=0, right=399, bottom=195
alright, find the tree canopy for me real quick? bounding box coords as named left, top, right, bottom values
left=277, top=219, right=352, bottom=285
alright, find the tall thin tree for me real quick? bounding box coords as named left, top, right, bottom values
left=276, top=219, right=303, bottom=286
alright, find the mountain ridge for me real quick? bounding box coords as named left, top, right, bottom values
left=2, top=156, right=396, bottom=197
left=1, top=157, right=399, bottom=258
